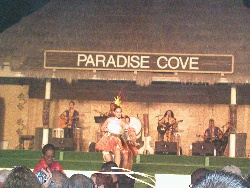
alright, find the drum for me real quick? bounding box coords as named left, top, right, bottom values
left=129, top=117, right=142, bottom=139
left=52, top=128, right=64, bottom=138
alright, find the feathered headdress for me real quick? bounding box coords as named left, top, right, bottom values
left=113, top=84, right=127, bottom=107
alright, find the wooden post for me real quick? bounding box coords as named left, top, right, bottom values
left=143, top=114, right=149, bottom=137
left=138, top=114, right=154, bottom=154
left=229, top=105, right=237, bottom=133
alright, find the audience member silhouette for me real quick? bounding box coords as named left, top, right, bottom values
left=0, top=169, right=10, bottom=188
left=221, top=164, right=243, bottom=177
left=95, top=173, right=114, bottom=188
left=69, top=174, right=94, bottom=188
left=244, top=170, right=250, bottom=185
left=90, top=173, right=97, bottom=187
left=192, top=171, right=249, bottom=188
left=3, top=166, right=42, bottom=188
left=118, top=174, right=135, bottom=188
left=191, top=168, right=211, bottom=185
left=100, top=161, right=119, bottom=187
left=98, top=161, right=136, bottom=188
left=49, top=170, right=69, bottom=188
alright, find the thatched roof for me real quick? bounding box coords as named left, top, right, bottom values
left=0, top=0, right=249, bottom=85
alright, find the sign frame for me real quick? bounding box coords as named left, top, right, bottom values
left=44, top=50, right=234, bottom=74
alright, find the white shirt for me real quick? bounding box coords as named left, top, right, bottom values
left=107, top=118, right=122, bottom=134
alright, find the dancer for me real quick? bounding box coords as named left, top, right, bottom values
left=95, top=106, right=125, bottom=167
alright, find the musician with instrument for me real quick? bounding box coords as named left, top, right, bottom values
left=121, top=115, right=139, bottom=170
left=157, top=110, right=179, bottom=142
left=107, top=102, right=117, bottom=117
left=204, top=119, right=224, bottom=156
left=59, top=101, right=80, bottom=138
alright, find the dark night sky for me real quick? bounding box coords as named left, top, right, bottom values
left=0, top=0, right=50, bottom=33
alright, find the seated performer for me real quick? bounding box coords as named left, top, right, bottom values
left=59, top=101, right=80, bottom=138
left=204, top=119, right=224, bottom=156
left=95, top=106, right=125, bottom=167
left=157, top=110, right=179, bottom=142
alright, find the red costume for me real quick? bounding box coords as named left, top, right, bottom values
left=33, top=157, right=63, bottom=174
left=95, top=133, right=123, bottom=152
left=95, top=117, right=123, bottom=153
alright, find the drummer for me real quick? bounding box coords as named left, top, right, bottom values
left=123, top=116, right=139, bottom=146
left=121, top=115, right=139, bottom=170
